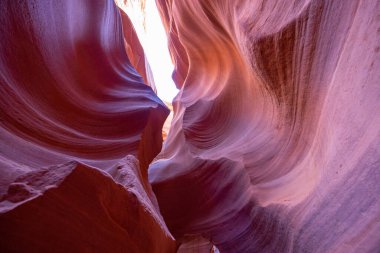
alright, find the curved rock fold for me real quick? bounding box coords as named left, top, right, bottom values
left=0, top=0, right=174, bottom=252
left=150, top=0, right=380, bottom=252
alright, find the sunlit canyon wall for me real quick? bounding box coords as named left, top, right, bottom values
left=151, top=0, right=380, bottom=252
left=0, top=0, right=379, bottom=253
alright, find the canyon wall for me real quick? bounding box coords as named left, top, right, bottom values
left=151, top=0, right=380, bottom=252
left=0, top=0, right=175, bottom=252
left=0, top=0, right=379, bottom=252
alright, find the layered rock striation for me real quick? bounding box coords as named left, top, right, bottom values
left=150, top=0, right=380, bottom=252
left=0, top=0, right=174, bottom=252
left=0, top=0, right=379, bottom=252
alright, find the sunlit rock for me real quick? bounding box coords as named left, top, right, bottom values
left=150, top=0, right=380, bottom=252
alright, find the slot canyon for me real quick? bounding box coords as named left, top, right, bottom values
left=0, top=0, right=379, bottom=252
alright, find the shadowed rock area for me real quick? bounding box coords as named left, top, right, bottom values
left=0, top=159, right=175, bottom=252
left=0, top=0, right=174, bottom=252
left=0, top=0, right=379, bottom=252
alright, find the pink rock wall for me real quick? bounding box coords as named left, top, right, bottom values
left=150, top=0, right=380, bottom=252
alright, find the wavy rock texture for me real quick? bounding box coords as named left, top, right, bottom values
left=1, top=0, right=380, bottom=252
left=0, top=0, right=174, bottom=252
left=151, top=0, right=380, bottom=252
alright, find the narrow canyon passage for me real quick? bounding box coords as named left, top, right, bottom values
left=0, top=0, right=379, bottom=253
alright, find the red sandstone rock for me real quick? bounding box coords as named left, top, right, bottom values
left=150, top=0, right=380, bottom=252
left=120, top=8, right=156, bottom=91
left=176, top=235, right=219, bottom=253
left=0, top=160, right=175, bottom=253
left=0, top=0, right=174, bottom=252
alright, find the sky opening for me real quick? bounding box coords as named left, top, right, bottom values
left=116, top=0, right=178, bottom=103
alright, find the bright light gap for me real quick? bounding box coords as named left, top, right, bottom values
left=116, top=0, right=178, bottom=103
